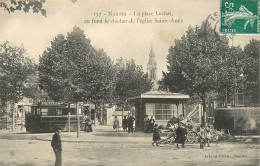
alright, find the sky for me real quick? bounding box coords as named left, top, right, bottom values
left=0, top=0, right=259, bottom=79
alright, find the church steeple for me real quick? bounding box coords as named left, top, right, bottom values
left=150, top=44, right=155, bottom=57
left=147, top=44, right=158, bottom=89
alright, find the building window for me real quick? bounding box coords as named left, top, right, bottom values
left=230, top=88, right=245, bottom=106
left=236, top=89, right=244, bottom=106
left=48, top=108, right=56, bottom=116
left=155, top=104, right=171, bottom=120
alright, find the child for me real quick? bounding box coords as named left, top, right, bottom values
left=152, top=124, right=161, bottom=146
left=204, top=125, right=211, bottom=147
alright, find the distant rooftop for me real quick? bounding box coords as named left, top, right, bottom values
left=127, top=90, right=189, bottom=100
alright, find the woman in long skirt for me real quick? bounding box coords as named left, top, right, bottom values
left=113, top=116, right=119, bottom=132
left=175, top=123, right=187, bottom=148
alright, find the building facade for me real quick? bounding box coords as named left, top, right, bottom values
left=128, top=90, right=189, bottom=130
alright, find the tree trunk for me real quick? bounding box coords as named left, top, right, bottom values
left=202, top=96, right=207, bottom=126
left=21, top=105, right=24, bottom=131
left=5, top=104, right=7, bottom=130
left=11, top=100, right=15, bottom=131
left=94, top=104, right=96, bottom=127
left=182, top=103, right=185, bottom=118
left=176, top=103, right=179, bottom=123
left=122, top=105, right=124, bottom=127
left=100, top=103, right=104, bottom=125
left=68, top=103, right=70, bottom=133
left=76, top=102, right=80, bottom=138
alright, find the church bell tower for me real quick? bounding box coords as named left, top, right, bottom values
left=147, top=45, right=158, bottom=89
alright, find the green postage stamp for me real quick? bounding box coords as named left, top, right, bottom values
left=221, top=0, right=260, bottom=34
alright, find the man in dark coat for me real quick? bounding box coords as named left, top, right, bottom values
left=128, top=116, right=134, bottom=133
left=175, top=123, right=187, bottom=148
left=51, top=129, right=62, bottom=166
left=147, top=116, right=155, bottom=133
left=122, top=116, right=128, bottom=132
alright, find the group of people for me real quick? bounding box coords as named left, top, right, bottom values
left=198, top=124, right=211, bottom=148
left=51, top=120, right=211, bottom=165
left=152, top=122, right=211, bottom=149
left=113, top=115, right=135, bottom=133
left=143, top=115, right=155, bottom=133
left=152, top=122, right=188, bottom=147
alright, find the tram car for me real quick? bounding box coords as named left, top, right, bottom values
left=25, top=101, right=86, bottom=133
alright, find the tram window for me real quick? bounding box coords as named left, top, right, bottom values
left=48, top=108, right=56, bottom=116
left=61, top=108, right=76, bottom=115
left=62, top=108, right=68, bottom=115
left=41, top=108, right=48, bottom=116
left=57, top=108, right=62, bottom=115
left=70, top=108, right=76, bottom=115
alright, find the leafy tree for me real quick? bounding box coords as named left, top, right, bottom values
left=162, top=21, right=244, bottom=125
left=243, top=39, right=260, bottom=104
left=0, top=41, right=36, bottom=130
left=0, top=0, right=47, bottom=16
left=87, top=49, right=115, bottom=105
left=214, top=46, right=245, bottom=106
left=113, top=58, right=153, bottom=107
left=39, top=26, right=114, bottom=136
left=0, top=0, right=79, bottom=17
left=39, top=26, right=114, bottom=104
left=22, top=73, right=50, bottom=103
left=84, top=49, right=115, bottom=125
left=39, top=27, right=91, bottom=103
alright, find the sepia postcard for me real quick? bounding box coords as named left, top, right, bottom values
left=0, top=0, right=259, bottom=166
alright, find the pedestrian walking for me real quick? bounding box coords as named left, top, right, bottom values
left=147, top=116, right=155, bottom=133
left=122, top=116, right=128, bottom=132
left=51, top=129, right=62, bottom=166
left=143, top=115, right=149, bottom=133
left=84, top=116, right=93, bottom=132
left=113, top=116, right=119, bottom=132
left=175, top=123, right=187, bottom=149
left=198, top=125, right=206, bottom=149
left=205, top=125, right=211, bottom=147
left=152, top=124, right=161, bottom=146
left=128, top=116, right=134, bottom=133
